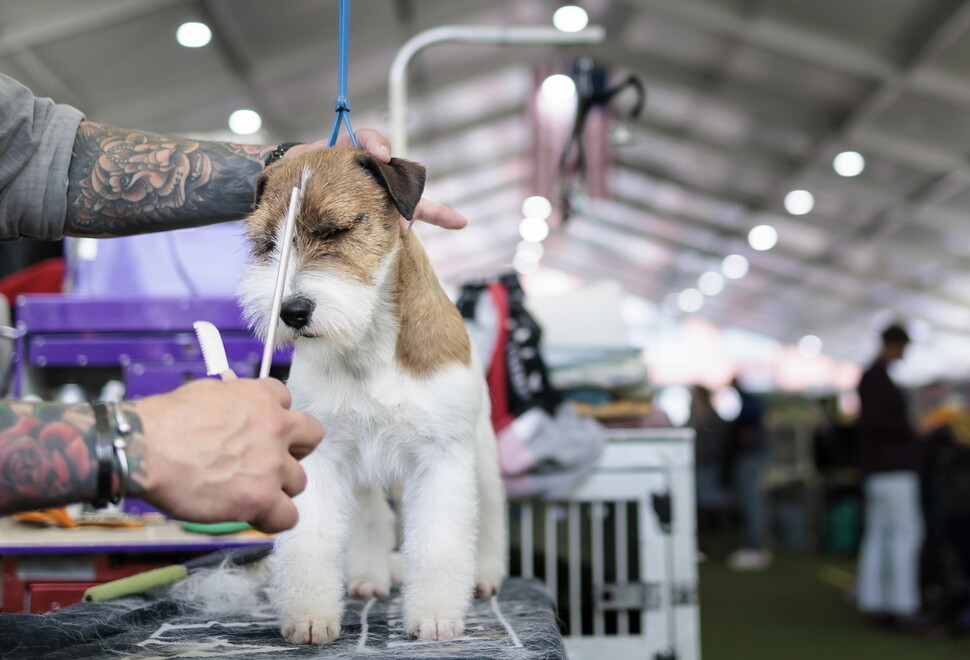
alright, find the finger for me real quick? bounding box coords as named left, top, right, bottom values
left=250, top=496, right=299, bottom=534
left=414, top=198, right=468, bottom=230
left=336, top=129, right=391, bottom=162
left=280, top=457, right=309, bottom=498
left=286, top=411, right=324, bottom=459
left=255, top=377, right=293, bottom=408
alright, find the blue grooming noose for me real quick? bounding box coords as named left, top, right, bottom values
left=328, top=0, right=358, bottom=148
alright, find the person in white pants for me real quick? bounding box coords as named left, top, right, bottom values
left=857, top=471, right=923, bottom=616
left=856, top=324, right=926, bottom=629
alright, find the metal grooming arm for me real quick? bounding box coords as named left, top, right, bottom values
left=389, top=25, right=606, bottom=157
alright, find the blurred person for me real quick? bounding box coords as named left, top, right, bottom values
left=688, top=384, right=730, bottom=556
left=856, top=324, right=927, bottom=631
left=726, top=376, right=772, bottom=570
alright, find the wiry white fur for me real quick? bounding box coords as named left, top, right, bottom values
left=239, top=204, right=507, bottom=645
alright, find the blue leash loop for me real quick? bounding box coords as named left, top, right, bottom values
left=328, top=0, right=358, bottom=148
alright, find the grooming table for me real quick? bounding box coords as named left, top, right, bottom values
left=0, top=577, right=565, bottom=660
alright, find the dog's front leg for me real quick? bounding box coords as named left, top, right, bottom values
left=345, top=484, right=395, bottom=598
left=473, top=412, right=508, bottom=597
left=401, top=444, right=478, bottom=641
left=272, top=451, right=353, bottom=644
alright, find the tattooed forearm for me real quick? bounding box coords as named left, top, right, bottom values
left=0, top=400, right=147, bottom=513
left=65, top=121, right=274, bottom=237
left=0, top=401, right=97, bottom=513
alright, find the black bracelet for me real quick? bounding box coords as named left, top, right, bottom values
left=91, top=402, right=114, bottom=508
left=108, top=403, right=131, bottom=504
left=264, top=142, right=302, bottom=168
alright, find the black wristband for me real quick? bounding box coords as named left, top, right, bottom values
left=264, top=142, right=302, bottom=168
left=91, top=402, right=113, bottom=509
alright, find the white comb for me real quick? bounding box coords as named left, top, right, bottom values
left=259, top=167, right=310, bottom=379
left=193, top=321, right=237, bottom=381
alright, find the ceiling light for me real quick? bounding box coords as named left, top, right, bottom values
left=519, top=217, right=550, bottom=242
left=540, top=74, right=576, bottom=104
left=552, top=5, right=589, bottom=33
left=228, top=109, right=261, bottom=135
left=516, top=240, right=545, bottom=260
left=797, top=334, right=823, bottom=359
left=521, top=195, right=552, bottom=220
left=678, top=288, right=704, bottom=313
left=833, top=151, right=865, bottom=177
left=513, top=250, right=541, bottom=275
left=748, top=224, right=778, bottom=251
left=698, top=271, right=725, bottom=296
left=176, top=21, right=211, bottom=48
left=721, top=254, right=749, bottom=279
left=784, top=189, right=814, bottom=215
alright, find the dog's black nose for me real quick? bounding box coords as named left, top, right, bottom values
left=280, top=297, right=314, bottom=329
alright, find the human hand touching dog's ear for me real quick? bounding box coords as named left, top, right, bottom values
left=283, top=129, right=468, bottom=236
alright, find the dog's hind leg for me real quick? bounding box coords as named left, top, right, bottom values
left=345, top=484, right=395, bottom=598
left=272, top=451, right=353, bottom=644
left=401, top=443, right=478, bottom=641
left=473, top=402, right=508, bottom=597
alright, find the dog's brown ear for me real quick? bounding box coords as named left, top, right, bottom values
left=356, top=154, right=426, bottom=221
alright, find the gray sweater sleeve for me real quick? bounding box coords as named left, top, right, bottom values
left=0, top=73, right=85, bottom=240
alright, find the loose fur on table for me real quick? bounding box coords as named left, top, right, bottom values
left=237, top=147, right=508, bottom=645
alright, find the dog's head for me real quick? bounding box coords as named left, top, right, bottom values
left=238, top=146, right=426, bottom=347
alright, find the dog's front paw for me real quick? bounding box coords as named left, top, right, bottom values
left=407, top=614, right=465, bottom=642
left=280, top=605, right=343, bottom=645
left=348, top=577, right=390, bottom=599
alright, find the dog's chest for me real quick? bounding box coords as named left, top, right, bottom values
left=287, top=351, right=480, bottom=479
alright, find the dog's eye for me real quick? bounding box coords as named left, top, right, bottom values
left=312, top=223, right=352, bottom=240
left=253, top=235, right=276, bottom=257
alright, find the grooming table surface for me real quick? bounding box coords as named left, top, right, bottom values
left=0, top=577, right=565, bottom=660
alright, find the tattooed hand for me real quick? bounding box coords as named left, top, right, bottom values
left=130, top=378, right=323, bottom=533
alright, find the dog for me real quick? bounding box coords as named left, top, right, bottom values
left=238, top=146, right=507, bottom=644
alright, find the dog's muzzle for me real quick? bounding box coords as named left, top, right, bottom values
left=280, top=296, right=315, bottom=330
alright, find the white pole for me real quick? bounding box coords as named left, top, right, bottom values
left=389, top=25, right=606, bottom=157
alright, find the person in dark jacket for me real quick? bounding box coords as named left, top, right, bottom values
left=856, top=323, right=925, bottom=628
left=726, top=377, right=772, bottom=570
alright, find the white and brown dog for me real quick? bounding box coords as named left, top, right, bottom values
left=238, top=147, right=507, bottom=644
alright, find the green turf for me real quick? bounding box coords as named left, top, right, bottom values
left=698, top=554, right=970, bottom=659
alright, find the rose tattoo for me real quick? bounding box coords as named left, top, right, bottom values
left=72, top=133, right=213, bottom=225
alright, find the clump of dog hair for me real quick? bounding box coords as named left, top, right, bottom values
left=168, top=557, right=273, bottom=619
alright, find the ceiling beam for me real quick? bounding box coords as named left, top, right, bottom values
left=639, top=0, right=970, bottom=111
left=0, top=0, right=186, bottom=58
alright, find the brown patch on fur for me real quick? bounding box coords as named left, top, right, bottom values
left=395, top=231, right=472, bottom=375
left=248, top=146, right=470, bottom=375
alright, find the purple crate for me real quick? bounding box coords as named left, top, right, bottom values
left=15, top=295, right=251, bottom=333
left=12, top=295, right=292, bottom=398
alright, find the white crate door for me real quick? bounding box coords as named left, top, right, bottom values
left=509, top=469, right=689, bottom=660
